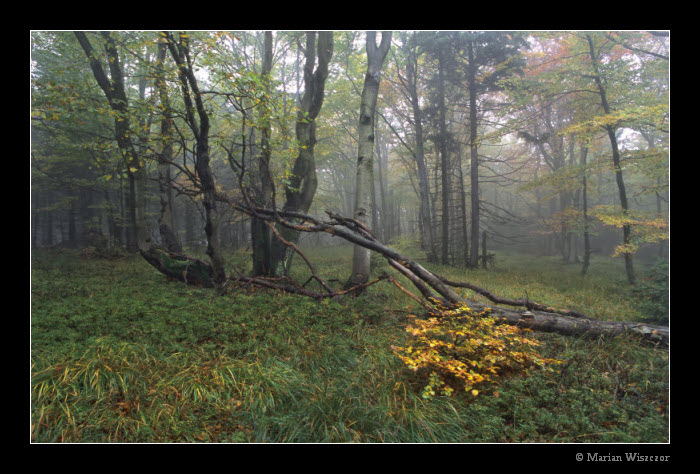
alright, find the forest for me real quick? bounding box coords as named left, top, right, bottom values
left=30, top=30, right=669, bottom=445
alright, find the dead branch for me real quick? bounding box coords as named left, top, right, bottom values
left=138, top=193, right=668, bottom=347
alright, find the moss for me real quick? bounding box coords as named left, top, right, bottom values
left=141, top=247, right=214, bottom=287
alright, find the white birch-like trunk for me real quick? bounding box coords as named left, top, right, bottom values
left=349, top=31, right=392, bottom=285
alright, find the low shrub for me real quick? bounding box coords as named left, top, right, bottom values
left=392, top=300, right=561, bottom=399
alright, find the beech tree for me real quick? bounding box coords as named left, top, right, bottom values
left=163, top=31, right=227, bottom=287
left=269, top=31, right=334, bottom=277
left=348, top=31, right=392, bottom=286
left=74, top=31, right=149, bottom=251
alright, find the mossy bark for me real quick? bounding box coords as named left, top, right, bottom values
left=140, top=246, right=215, bottom=288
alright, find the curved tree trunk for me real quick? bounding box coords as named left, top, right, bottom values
left=270, top=31, right=333, bottom=277
left=75, top=31, right=149, bottom=252
left=165, top=31, right=226, bottom=287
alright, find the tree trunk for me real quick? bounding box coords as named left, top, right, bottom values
left=165, top=31, right=226, bottom=287
left=252, top=31, right=275, bottom=277
left=270, top=31, right=333, bottom=277
left=469, top=300, right=668, bottom=346
left=403, top=33, right=435, bottom=261
left=585, top=33, right=635, bottom=284
left=140, top=246, right=215, bottom=287
left=436, top=43, right=451, bottom=266
left=75, top=31, right=149, bottom=251
left=155, top=42, right=182, bottom=253
left=349, top=31, right=392, bottom=286
left=457, top=154, right=469, bottom=266
left=581, top=145, right=592, bottom=275
left=467, top=40, right=481, bottom=268
left=375, top=134, right=389, bottom=243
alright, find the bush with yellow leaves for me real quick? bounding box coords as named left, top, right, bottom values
left=392, top=300, right=561, bottom=399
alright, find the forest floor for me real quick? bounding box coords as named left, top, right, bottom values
left=30, top=244, right=670, bottom=443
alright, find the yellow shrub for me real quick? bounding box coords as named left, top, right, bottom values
left=392, top=300, right=560, bottom=399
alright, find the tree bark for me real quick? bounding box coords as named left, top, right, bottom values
left=349, top=31, right=392, bottom=286
left=140, top=246, right=214, bottom=287
left=435, top=41, right=452, bottom=266
left=467, top=300, right=668, bottom=347
left=457, top=154, right=469, bottom=266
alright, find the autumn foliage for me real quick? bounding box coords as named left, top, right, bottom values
left=393, top=300, right=561, bottom=399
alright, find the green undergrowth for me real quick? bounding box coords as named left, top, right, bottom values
left=30, top=247, right=669, bottom=443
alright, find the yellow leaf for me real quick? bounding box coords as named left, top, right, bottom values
left=471, top=389, right=479, bottom=396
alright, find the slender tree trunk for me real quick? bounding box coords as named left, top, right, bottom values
left=403, top=33, right=435, bottom=261
left=457, top=154, right=469, bottom=267
left=376, top=134, right=389, bottom=243
left=640, top=131, right=668, bottom=259
left=371, top=164, right=381, bottom=241
left=67, top=197, right=77, bottom=247
left=165, top=32, right=226, bottom=287
left=44, top=193, right=53, bottom=247
left=125, top=174, right=137, bottom=250
left=155, top=42, right=182, bottom=253
left=436, top=43, right=451, bottom=265
left=349, top=31, right=392, bottom=286
left=252, top=31, right=274, bottom=276
left=467, top=40, right=481, bottom=268
left=115, top=172, right=125, bottom=246
left=580, top=145, right=591, bottom=275
left=586, top=33, right=635, bottom=284
left=103, top=189, right=118, bottom=250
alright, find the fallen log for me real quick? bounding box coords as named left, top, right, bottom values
left=464, top=300, right=669, bottom=347
left=139, top=197, right=668, bottom=347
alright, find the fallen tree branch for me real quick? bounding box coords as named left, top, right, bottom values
left=263, top=220, right=335, bottom=295
left=466, top=300, right=669, bottom=347
left=141, top=243, right=390, bottom=300
left=433, top=274, right=589, bottom=318
left=386, top=274, right=434, bottom=311
left=138, top=194, right=669, bottom=347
